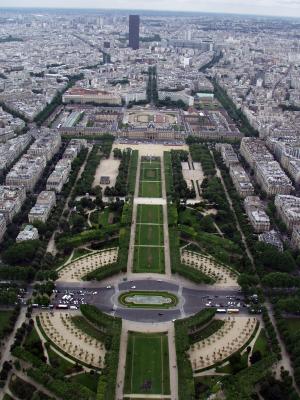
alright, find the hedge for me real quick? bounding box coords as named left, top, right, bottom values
left=128, top=150, right=138, bottom=195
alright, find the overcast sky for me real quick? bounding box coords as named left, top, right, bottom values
left=1, top=0, right=300, bottom=18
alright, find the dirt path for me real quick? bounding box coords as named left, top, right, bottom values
left=115, top=325, right=129, bottom=400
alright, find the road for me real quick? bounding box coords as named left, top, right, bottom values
left=53, top=279, right=246, bottom=323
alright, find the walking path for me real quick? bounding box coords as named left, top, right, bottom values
left=126, top=155, right=141, bottom=276
left=161, top=155, right=172, bottom=277
left=168, top=323, right=179, bottom=399
left=115, top=325, right=129, bottom=400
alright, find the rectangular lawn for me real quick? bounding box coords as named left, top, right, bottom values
left=124, top=332, right=170, bottom=395
left=133, top=246, right=165, bottom=273
left=140, top=167, right=161, bottom=182
left=139, top=181, right=162, bottom=197
left=137, top=204, right=163, bottom=224
left=135, top=224, right=164, bottom=246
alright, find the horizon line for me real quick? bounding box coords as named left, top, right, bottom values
left=0, top=6, right=300, bottom=20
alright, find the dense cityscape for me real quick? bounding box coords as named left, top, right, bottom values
left=0, top=5, right=300, bottom=400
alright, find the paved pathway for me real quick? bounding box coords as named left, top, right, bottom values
left=168, top=323, right=179, bottom=400
left=161, top=155, right=172, bottom=277
left=115, top=323, right=129, bottom=400
left=126, top=154, right=141, bottom=276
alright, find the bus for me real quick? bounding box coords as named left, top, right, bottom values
left=216, top=308, right=227, bottom=313
left=227, top=308, right=239, bottom=314
left=56, top=304, right=69, bottom=309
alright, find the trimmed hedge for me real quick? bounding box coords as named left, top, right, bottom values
left=128, top=150, right=138, bottom=195
left=57, top=224, right=119, bottom=250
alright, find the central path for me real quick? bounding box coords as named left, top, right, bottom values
left=116, top=150, right=178, bottom=400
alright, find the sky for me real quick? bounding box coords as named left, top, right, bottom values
left=1, top=0, right=300, bottom=18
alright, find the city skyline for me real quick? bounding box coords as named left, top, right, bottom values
left=1, top=0, right=300, bottom=18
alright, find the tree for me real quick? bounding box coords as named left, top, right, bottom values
left=250, top=350, right=262, bottom=365
left=70, top=214, right=86, bottom=234
left=2, top=240, right=41, bottom=266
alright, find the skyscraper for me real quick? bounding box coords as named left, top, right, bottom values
left=129, top=15, right=140, bottom=50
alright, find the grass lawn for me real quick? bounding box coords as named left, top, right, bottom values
left=90, top=208, right=116, bottom=227
left=253, top=328, right=269, bottom=357
left=140, top=167, right=161, bottom=181
left=284, top=318, right=300, bottom=335
left=47, top=347, right=77, bottom=375
left=124, top=332, right=170, bottom=395
left=23, top=326, right=46, bottom=361
left=137, top=204, right=163, bottom=224
left=139, top=181, right=162, bottom=198
left=70, top=372, right=100, bottom=393
left=189, top=319, right=224, bottom=344
left=133, top=245, right=165, bottom=273
left=135, top=224, right=164, bottom=246
left=0, top=310, right=13, bottom=337
left=140, top=160, right=161, bottom=169
left=71, top=315, right=107, bottom=343
left=72, top=248, right=93, bottom=261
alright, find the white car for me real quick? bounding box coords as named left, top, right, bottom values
left=131, top=286, right=136, bottom=289
left=106, top=285, right=112, bottom=289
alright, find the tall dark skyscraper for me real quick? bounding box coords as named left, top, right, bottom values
left=129, top=15, right=140, bottom=50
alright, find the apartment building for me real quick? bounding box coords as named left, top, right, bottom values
left=28, top=190, right=56, bottom=223
left=218, top=143, right=239, bottom=168
left=229, top=164, right=255, bottom=198
left=275, top=195, right=300, bottom=231
left=46, top=159, right=71, bottom=193
left=291, top=226, right=300, bottom=250
left=62, top=88, right=122, bottom=106
left=0, top=214, right=6, bottom=242
left=28, top=131, right=61, bottom=161
left=62, top=138, right=88, bottom=160
left=6, top=154, right=47, bottom=192
left=240, top=137, right=273, bottom=169
left=258, top=230, right=283, bottom=252
left=244, top=196, right=270, bottom=233
left=0, top=185, right=26, bottom=222
left=255, top=161, right=293, bottom=196
left=0, top=133, right=32, bottom=174
left=16, top=224, right=39, bottom=242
